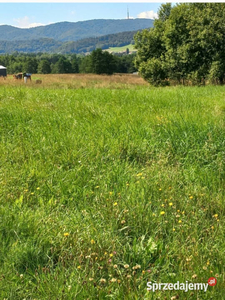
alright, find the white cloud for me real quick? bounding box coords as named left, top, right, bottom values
left=13, top=16, right=45, bottom=28
left=27, top=22, right=45, bottom=28
left=137, top=10, right=158, bottom=20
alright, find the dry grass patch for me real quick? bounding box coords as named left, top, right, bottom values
left=0, top=73, right=147, bottom=89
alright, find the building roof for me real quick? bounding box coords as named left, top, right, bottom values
left=0, top=65, right=6, bottom=69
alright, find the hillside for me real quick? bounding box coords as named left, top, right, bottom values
left=57, top=31, right=138, bottom=54
left=0, top=31, right=139, bottom=54
left=0, top=19, right=153, bottom=42
left=0, top=38, right=62, bottom=54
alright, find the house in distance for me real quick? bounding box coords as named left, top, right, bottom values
left=0, top=65, right=7, bottom=77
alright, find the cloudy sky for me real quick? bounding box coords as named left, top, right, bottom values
left=0, top=3, right=164, bottom=28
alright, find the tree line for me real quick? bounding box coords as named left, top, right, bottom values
left=134, top=3, right=225, bottom=85
left=0, top=50, right=137, bottom=75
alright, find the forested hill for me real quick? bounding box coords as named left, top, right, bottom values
left=0, top=31, right=138, bottom=54
left=0, top=19, right=153, bottom=42
left=57, top=31, right=138, bottom=54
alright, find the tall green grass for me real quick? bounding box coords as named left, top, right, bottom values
left=0, top=85, right=224, bottom=299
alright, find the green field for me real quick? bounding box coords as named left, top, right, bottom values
left=0, top=84, right=224, bottom=299
left=107, top=44, right=136, bottom=53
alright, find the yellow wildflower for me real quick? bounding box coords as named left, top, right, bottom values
left=136, top=173, right=142, bottom=177
left=64, top=232, right=69, bottom=237
left=160, top=211, right=165, bottom=215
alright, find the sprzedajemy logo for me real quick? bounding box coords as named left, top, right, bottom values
left=147, top=278, right=217, bottom=292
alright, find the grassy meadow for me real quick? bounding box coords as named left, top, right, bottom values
left=0, top=75, right=224, bottom=299
left=106, top=44, right=136, bottom=53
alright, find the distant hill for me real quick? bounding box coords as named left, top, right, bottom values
left=0, top=30, right=141, bottom=54
left=57, top=31, right=138, bottom=54
left=0, top=19, right=154, bottom=42
left=0, top=38, right=62, bottom=54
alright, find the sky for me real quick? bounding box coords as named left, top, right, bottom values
left=0, top=3, right=165, bottom=28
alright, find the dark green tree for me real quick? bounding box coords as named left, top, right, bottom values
left=134, top=3, right=225, bottom=85
left=24, top=57, right=38, bottom=73
left=79, top=55, right=92, bottom=73
left=51, top=57, right=72, bottom=74
left=70, top=54, right=79, bottom=73
left=37, top=60, right=51, bottom=74
left=90, top=49, right=116, bottom=75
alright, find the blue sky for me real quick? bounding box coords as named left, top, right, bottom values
left=0, top=3, right=164, bottom=28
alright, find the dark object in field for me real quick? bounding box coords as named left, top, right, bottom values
left=13, top=73, right=32, bottom=80
left=0, top=65, right=7, bottom=77
left=23, top=73, right=32, bottom=81
left=13, top=73, right=23, bottom=79
left=35, top=80, right=42, bottom=84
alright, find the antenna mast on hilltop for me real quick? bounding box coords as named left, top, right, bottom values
left=127, top=6, right=129, bottom=19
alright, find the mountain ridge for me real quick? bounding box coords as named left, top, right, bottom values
left=0, top=19, right=154, bottom=42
